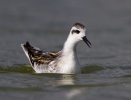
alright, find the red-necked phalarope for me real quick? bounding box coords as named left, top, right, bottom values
left=21, top=23, right=91, bottom=74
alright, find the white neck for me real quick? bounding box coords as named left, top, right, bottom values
left=58, top=33, right=81, bottom=73
left=63, top=35, right=78, bottom=54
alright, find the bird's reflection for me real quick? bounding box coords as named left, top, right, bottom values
left=52, top=74, right=76, bottom=86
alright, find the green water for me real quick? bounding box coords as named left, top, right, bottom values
left=0, top=65, right=131, bottom=100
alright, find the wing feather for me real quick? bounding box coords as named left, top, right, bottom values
left=22, top=42, right=59, bottom=66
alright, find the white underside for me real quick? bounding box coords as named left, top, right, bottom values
left=57, top=52, right=81, bottom=74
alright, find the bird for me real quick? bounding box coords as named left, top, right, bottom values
left=21, top=23, right=91, bottom=74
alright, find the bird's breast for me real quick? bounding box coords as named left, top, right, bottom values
left=57, top=54, right=81, bottom=74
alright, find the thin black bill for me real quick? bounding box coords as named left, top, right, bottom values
left=82, top=36, right=92, bottom=48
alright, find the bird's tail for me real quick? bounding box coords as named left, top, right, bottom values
left=21, top=41, right=34, bottom=67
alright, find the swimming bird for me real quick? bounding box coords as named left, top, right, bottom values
left=21, top=23, right=91, bottom=74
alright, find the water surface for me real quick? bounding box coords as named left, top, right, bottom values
left=0, top=0, right=131, bottom=100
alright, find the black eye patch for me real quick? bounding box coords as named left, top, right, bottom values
left=72, top=30, right=80, bottom=34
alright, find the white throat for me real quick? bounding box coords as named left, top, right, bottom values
left=63, top=38, right=76, bottom=53
left=58, top=33, right=81, bottom=74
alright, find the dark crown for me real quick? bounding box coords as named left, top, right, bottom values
left=73, top=23, right=85, bottom=29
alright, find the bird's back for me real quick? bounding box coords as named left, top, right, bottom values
left=21, top=42, right=61, bottom=73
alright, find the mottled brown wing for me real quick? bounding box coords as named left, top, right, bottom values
left=32, top=52, right=59, bottom=65
left=23, top=42, right=59, bottom=66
